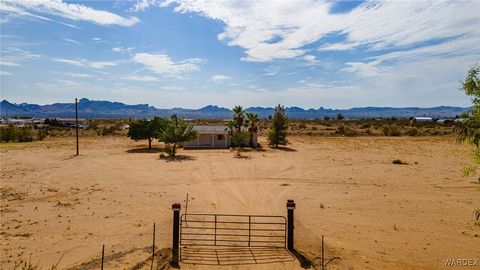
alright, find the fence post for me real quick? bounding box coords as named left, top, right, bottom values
left=286, top=199, right=296, bottom=251
left=172, top=203, right=181, bottom=266
left=101, top=244, right=105, bottom=270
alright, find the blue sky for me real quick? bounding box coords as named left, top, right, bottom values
left=0, top=0, right=479, bottom=109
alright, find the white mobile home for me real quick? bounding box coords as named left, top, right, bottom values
left=183, top=125, right=258, bottom=148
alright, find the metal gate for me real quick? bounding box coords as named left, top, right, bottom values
left=170, top=200, right=297, bottom=266
left=180, top=213, right=287, bottom=248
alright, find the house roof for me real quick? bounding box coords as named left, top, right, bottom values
left=194, top=125, right=228, bottom=134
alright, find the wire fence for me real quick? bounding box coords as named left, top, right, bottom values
left=65, top=223, right=170, bottom=270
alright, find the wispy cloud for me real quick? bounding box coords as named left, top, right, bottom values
left=112, top=47, right=135, bottom=54
left=53, top=58, right=117, bottom=69
left=62, top=72, right=95, bottom=78
left=133, top=53, right=204, bottom=77
left=62, top=38, right=81, bottom=45
left=0, top=60, right=20, bottom=67
left=53, top=58, right=84, bottom=66
left=1, top=0, right=140, bottom=27
left=90, top=61, right=117, bottom=69
left=0, top=71, right=13, bottom=76
left=127, top=0, right=171, bottom=12
left=123, top=75, right=158, bottom=82
left=211, top=74, right=232, bottom=82
left=159, top=1, right=479, bottom=63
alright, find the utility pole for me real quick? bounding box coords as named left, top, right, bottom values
left=75, top=98, right=79, bottom=156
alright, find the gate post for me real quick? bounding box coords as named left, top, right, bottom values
left=171, top=203, right=181, bottom=266
left=286, top=199, right=296, bottom=251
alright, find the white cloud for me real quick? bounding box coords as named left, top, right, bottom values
left=159, top=86, right=184, bottom=91
left=62, top=72, right=94, bottom=78
left=159, top=1, right=479, bottom=62
left=62, top=38, right=81, bottom=45
left=0, top=71, right=13, bottom=76
left=263, top=66, right=280, bottom=76
left=112, top=47, right=134, bottom=54
left=1, top=0, right=139, bottom=27
left=303, top=54, right=318, bottom=64
left=340, top=61, right=381, bottom=78
left=53, top=58, right=84, bottom=66
left=127, top=0, right=172, bottom=12
left=318, top=42, right=360, bottom=51
left=123, top=75, right=158, bottom=82
left=133, top=53, right=204, bottom=77
left=2, top=48, right=40, bottom=61
left=90, top=61, right=117, bottom=69
left=0, top=60, right=20, bottom=67
left=53, top=58, right=117, bottom=69
left=211, top=74, right=232, bottom=82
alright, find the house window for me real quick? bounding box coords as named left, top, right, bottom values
left=217, top=135, right=224, bottom=140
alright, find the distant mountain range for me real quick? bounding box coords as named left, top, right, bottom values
left=0, top=98, right=470, bottom=119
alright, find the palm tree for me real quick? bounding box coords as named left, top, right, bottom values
left=225, top=120, right=235, bottom=135
left=246, top=112, right=259, bottom=147
left=232, top=105, right=245, bottom=132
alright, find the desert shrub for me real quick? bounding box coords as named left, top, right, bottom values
left=382, top=125, right=390, bottom=136
left=336, top=125, right=345, bottom=135
left=1, top=126, right=36, bottom=142
left=298, top=122, right=307, bottom=129
left=36, top=128, right=48, bottom=140
left=0, top=126, right=16, bottom=142
left=101, top=126, right=116, bottom=136
left=383, top=125, right=401, bottom=136
left=392, top=159, right=408, bottom=165
left=389, top=126, right=402, bottom=136
left=336, top=125, right=358, bottom=136
left=365, top=128, right=372, bottom=135
left=406, top=128, right=418, bottom=136
left=311, top=126, right=318, bottom=131
left=16, top=127, right=34, bottom=142
left=86, top=121, right=99, bottom=130
left=360, top=123, right=371, bottom=129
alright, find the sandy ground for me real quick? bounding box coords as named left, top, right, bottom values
left=0, top=135, right=479, bottom=269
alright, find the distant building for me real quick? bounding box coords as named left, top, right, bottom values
left=413, top=117, right=433, bottom=122
left=54, top=118, right=88, bottom=128
left=183, top=125, right=258, bottom=148
left=436, top=119, right=453, bottom=125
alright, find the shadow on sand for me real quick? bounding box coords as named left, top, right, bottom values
left=159, top=154, right=196, bottom=162
left=180, top=247, right=295, bottom=266
left=126, top=147, right=164, bottom=154
left=271, top=146, right=297, bottom=152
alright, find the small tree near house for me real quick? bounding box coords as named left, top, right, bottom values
left=157, top=116, right=197, bottom=157
left=127, top=117, right=167, bottom=149
left=231, top=131, right=249, bottom=157
left=268, top=105, right=288, bottom=147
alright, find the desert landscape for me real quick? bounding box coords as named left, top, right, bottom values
left=1, top=134, right=479, bottom=269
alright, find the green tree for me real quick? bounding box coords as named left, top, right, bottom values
left=336, top=113, right=345, bottom=120
left=456, top=65, right=480, bottom=160
left=231, top=131, right=248, bottom=157
left=268, top=105, right=288, bottom=147
left=246, top=112, right=259, bottom=147
left=157, top=117, right=197, bottom=157
left=127, top=117, right=167, bottom=149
